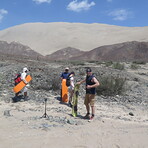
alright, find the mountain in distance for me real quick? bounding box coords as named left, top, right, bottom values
left=46, top=41, right=148, bottom=62
left=46, top=47, right=85, bottom=61
left=0, top=39, right=148, bottom=62
left=0, top=22, right=148, bottom=55
left=83, top=41, right=148, bottom=61
left=0, top=40, right=43, bottom=59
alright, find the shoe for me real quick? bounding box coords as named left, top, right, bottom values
left=83, top=113, right=90, bottom=120
left=88, top=115, right=94, bottom=122
left=24, top=96, right=30, bottom=101
left=68, top=102, right=72, bottom=108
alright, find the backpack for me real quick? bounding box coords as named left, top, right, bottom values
left=14, top=73, right=21, bottom=85
left=66, top=75, right=71, bottom=87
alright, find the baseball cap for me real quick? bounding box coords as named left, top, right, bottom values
left=86, top=68, right=92, bottom=72
left=65, top=67, right=69, bottom=70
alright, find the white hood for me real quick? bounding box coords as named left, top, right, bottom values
left=23, top=67, right=28, bottom=73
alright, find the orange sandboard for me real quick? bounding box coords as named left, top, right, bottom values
left=13, top=75, right=32, bottom=93
left=62, top=79, right=68, bottom=103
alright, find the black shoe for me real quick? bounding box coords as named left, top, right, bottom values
left=83, top=113, right=90, bottom=119
left=24, top=96, right=30, bottom=101
left=68, top=102, right=73, bottom=108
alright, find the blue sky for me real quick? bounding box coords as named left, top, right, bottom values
left=0, top=0, right=148, bottom=30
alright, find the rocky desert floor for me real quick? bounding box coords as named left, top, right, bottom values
left=0, top=59, right=148, bottom=148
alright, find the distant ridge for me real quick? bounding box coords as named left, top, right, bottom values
left=0, top=22, right=148, bottom=55
left=46, top=47, right=85, bottom=61
left=0, top=40, right=43, bottom=60
left=46, top=41, right=148, bottom=62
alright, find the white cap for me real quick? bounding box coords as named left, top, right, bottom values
left=65, top=67, right=69, bottom=70
left=23, top=67, right=28, bottom=73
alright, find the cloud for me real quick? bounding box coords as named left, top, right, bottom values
left=67, top=0, right=95, bottom=12
left=108, top=9, right=132, bottom=21
left=0, top=9, right=8, bottom=23
left=33, top=0, right=52, bottom=4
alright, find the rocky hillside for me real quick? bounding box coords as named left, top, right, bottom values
left=0, top=22, right=148, bottom=55
left=71, top=41, right=148, bottom=62
left=46, top=41, right=148, bottom=62
left=0, top=40, right=43, bottom=60
left=46, top=47, right=85, bottom=61
left=1, top=40, right=148, bottom=62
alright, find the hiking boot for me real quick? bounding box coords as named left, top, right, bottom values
left=88, top=115, right=95, bottom=122
left=68, top=102, right=73, bottom=108
left=83, top=113, right=90, bottom=119
left=24, top=96, right=30, bottom=101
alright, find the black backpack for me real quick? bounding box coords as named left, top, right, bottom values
left=66, top=75, right=71, bottom=87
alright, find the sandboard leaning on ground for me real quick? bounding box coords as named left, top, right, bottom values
left=62, top=79, right=68, bottom=103
left=72, top=84, right=80, bottom=117
left=13, top=75, right=32, bottom=93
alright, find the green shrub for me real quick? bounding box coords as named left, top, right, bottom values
left=87, top=60, right=96, bottom=63
left=105, top=61, right=113, bottom=67
left=130, top=63, right=139, bottom=70
left=69, top=61, right=85, bottom=66
left=50, top=76, right=61, bottom=91
left=96, top=76, right=126, bottom=96
left=133, top=61, right=146, bottom=65
left=112, top=62, right=124, bottom=70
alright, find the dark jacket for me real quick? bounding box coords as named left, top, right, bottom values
left=86, top=75, right=96, bottom=94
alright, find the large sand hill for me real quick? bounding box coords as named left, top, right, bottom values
left=0, top=22, right=148, bottom=55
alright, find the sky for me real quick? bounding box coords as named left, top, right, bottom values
left=0, top=0, right=148, bottom=30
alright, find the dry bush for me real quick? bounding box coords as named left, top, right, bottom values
left=112, top=62, right=125, bottom=70
left=96, top=76, right=126, bottom=96
left=130, top=63, right=139, bottom=70
left=50, top=75, right=61, bottom=91
left=133, top=61, right=146, bottom=65
left=104, top=61, right=113, bottom=67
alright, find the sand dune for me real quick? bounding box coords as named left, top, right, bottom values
left=0, top=22, right=148, bottom=55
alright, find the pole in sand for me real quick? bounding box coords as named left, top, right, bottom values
left=42, top=98, right=49, bottom=118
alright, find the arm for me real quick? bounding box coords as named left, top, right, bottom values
left=77, top=79, right=85, bottom=85
left=86, top=77, right=99, bottom=89
left=70, top=77, right=74, bottom=89
left=21, top=73, right=28, bottom=84
left=60, top=73, right=63, bottom=80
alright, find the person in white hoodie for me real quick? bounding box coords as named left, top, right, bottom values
left=68, top=71, right=75, bottom=107
left=21, top=67, right=29, bottom=100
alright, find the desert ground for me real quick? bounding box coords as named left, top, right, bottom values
left=0, top=59, right=148, bottom=148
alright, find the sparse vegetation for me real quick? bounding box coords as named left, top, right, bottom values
left=112, top=62, right=124, bottom=70
left=105, top=61, right=113, bottom=67
left=96, top=76, right=126, bottom=96
left=130, top=63, right=139, bottom=70
left=69, top=61, right=85, bottom=66
left=50, top=76, right=61, bottom=91
left=133, top=61, right=146, bottom=65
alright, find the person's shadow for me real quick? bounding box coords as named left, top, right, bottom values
left=55, top=97, right=84, bottom=119
left=68, top=113, right=84, bottom=119
left=55, top=96, right=69, bottom=107
left=56, top=96, right=62, bottom=102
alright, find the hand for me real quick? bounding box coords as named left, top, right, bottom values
left=26, top=84, right=30, bottom=88
left=86, top=85, right=92, bottom=89
left=76, top=82, right=81, bottom=85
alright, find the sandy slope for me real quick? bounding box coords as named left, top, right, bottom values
left=0, top=22, right=148, bottom=55
left=0, top=97, right=148, bottom=148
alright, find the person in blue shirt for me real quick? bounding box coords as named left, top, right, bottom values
left=60, top=67, right=70, bottom=101
left=60, top=67, right=70, bottom=80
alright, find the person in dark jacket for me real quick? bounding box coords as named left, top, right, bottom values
left=78, top=68, right=99, bottom=121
